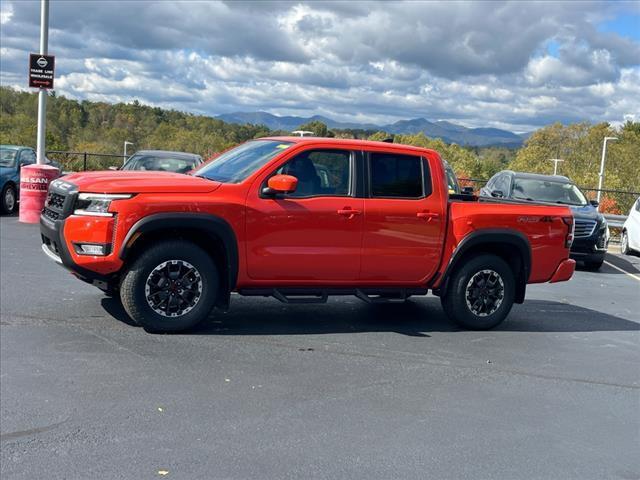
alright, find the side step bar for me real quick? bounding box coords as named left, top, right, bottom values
left=237, top=287, right=428, bottom=305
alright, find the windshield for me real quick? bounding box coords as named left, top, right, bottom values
left=122, top=154, right=199, bottom=173
left=0, top=149, right=17, bottom=168
left=194, top=140, right=293, bottom=183
left=511, top=178, right=588, bottom=206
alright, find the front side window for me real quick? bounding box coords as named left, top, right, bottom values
left=277, top=149, right=352, bottom=198
left=196, top=140, right=292, bottom=183
left=370, top=152, right=426, bottom=198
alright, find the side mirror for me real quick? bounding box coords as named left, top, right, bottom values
left=263, top=174, right=298, bottom=196
left=589, top=200, right=599, bottom=207
left=108, top=166, right=119, bottom=171
left=491, top=190, right=504, bottom=198
left=462, top=186, right=474, bottom=195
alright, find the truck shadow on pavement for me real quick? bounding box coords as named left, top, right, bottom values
left=101, top=297, right=640, bottom=336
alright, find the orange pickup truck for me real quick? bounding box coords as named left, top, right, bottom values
left=41, top=137, right=575, bottom=332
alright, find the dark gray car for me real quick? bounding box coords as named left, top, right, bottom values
left=120, top=150, right=203, bottom=174
left=480, top=170, right=608, bottom=270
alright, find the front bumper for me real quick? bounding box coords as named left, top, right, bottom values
left=40, top=214, right=114, bottom=287
left=570, top=224, right=608, bottom=262
left=40, top=181, right=120, bottom=290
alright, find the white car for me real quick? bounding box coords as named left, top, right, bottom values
left=621, top=197, right=640, bottom=255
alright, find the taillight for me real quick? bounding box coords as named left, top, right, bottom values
left=562, top=216, right=574, bottom=248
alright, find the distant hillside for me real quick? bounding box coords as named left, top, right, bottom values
left=216, top=112, right=379, bottom=132
left=217, top=112, right=526, bottom=147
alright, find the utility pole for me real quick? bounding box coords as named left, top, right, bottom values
left=549, top=158, right=564, bottom=176
left=36, top=0, right=49, bottom=164
left=597, top=137, right=618, bottom=204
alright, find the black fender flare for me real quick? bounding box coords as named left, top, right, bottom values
left=435, top=228, right=531, bottom=303
left=119, top=212, right=239, bottom=291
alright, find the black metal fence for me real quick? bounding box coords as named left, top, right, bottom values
left=46, top=150, right=125, bottom=172
left=458, top=178, right=638, bottom=216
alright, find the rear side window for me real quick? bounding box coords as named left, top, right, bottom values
left=369, top=152, right=428, bottom=198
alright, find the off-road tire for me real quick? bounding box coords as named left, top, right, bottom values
left=441, top=254, right=515, bottom=330
left=120, top=240, right=218, bottom=333
left=1, top=183, right=17, bottom=214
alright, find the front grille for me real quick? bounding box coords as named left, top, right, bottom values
left=42, top=207, right=60, bottom=221
left=47, top=192, right=65, bottom=210
left=574, top=219, right=597, bottom=238
left=43, top=188, right=71, bottom=220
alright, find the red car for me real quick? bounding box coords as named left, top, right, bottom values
left=40, top=137, right=575, bottom=332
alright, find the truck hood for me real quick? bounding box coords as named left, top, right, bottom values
left=61, top=171, right=221, bottom=194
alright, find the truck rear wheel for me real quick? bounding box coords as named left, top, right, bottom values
left=120, top=240, right=218, bottom=333
left=441, top=254, right=515, bottom=330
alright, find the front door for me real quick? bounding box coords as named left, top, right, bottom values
left=245, top=148, right=363, bottom=282
left=360, top=151, right=445, bottom=283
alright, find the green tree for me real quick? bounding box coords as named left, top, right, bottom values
left=296, top=120, right=328, bottom=137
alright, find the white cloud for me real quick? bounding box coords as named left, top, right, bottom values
left=0, top=0, right=638, bottom=131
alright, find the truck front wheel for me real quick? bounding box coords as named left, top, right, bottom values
left=441, top=254, right=515, bottom=330
left=120, top=240, right=218, bottom=333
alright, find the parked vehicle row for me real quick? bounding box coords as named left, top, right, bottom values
left=40, top=137, right=576, bottom=333
left=1, top=146, right=203, bottom=214
left=0, top=145, right=62, bottom=214
left=479, top=171, right=609, bottom=270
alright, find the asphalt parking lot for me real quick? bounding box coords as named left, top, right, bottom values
left=1, top=214, right=639, bottom=480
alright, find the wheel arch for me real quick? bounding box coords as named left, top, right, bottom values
left=434, top=229, right=532, bottom=304
left=2, top=180, right=17, bottom=194
left=119, top=213, right=239, bottom=308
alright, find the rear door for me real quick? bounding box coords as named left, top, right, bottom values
left=360, top=151, right=446, bottom=283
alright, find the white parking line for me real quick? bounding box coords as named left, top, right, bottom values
left=603, top=260, right=640, bottom=282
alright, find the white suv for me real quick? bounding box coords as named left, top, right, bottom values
left=621, top=197, right=640, bottom=255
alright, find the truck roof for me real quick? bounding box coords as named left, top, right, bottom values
left=260, top=136, right=440, bottom=156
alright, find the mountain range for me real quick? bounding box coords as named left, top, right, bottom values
left=216, top=111, right=529, bottom=147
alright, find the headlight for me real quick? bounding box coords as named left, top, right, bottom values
left=74, top=193, right=132, bottom=217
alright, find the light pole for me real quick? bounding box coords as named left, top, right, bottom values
left=36, top=0, right=49, bottom=164
left=19, top=0, right=56, bottom=223
left=123, top=141, right=134, bottom=164
left=549, top=158, right=564, bottom=176
left=597, top=136, right=618, bottom=204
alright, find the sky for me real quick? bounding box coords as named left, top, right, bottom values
left=0, top=0, right=639, bottom=132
